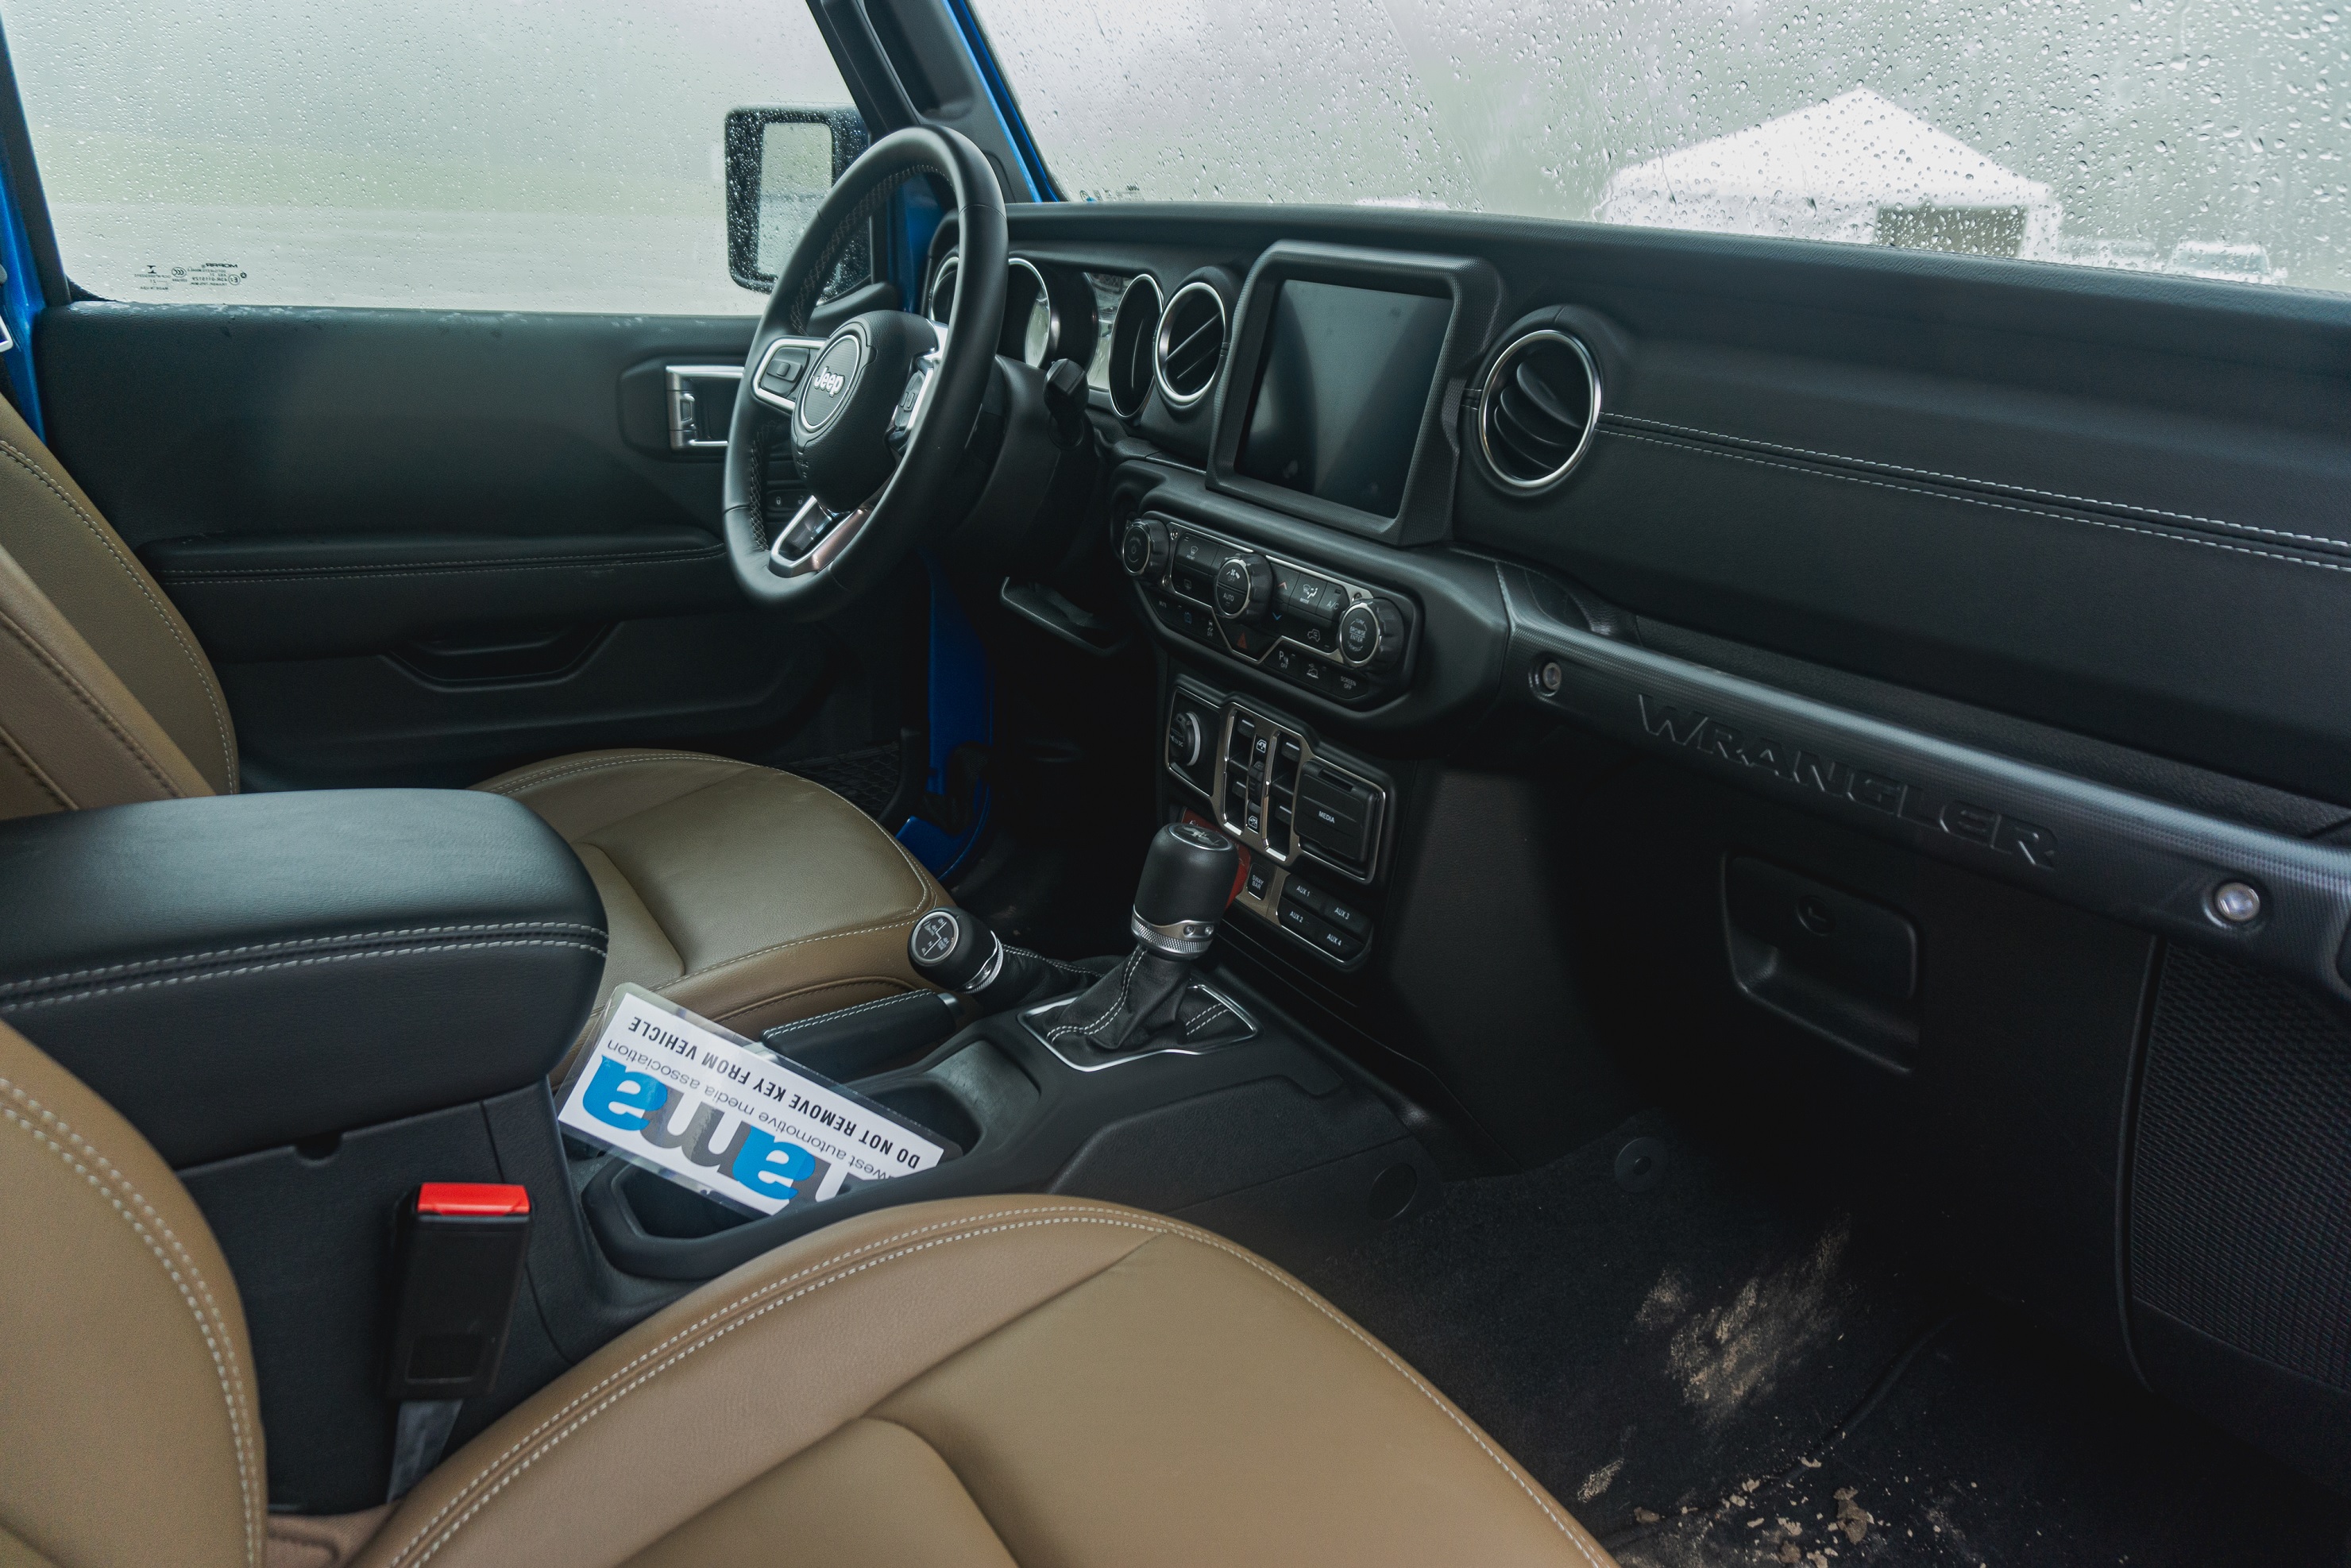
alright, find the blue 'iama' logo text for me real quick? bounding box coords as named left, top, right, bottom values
left=581, top=1057, right=819, bottom=1202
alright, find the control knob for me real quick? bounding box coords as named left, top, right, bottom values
left=1167, top=709, right=1205, bottom=767
left=1214, top=553, right=1275, bottom=621
left=1338, top=597, right=1407, bottom=673
left=1121, top=516, right=1170, bottom=578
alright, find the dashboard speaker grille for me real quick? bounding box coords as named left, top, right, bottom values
left=2129, top=943, right=2351, bottom=1392
left=1477, top=328, right=1601, bottom=492
left=1154, top=280, right=1227, bottom=409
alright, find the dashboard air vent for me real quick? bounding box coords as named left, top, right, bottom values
left=1154, top=280, right=1227, bottom=409
left=1477, top=329, right=1602, bottom=492
left=1108, top=274, right=1162, bottom=419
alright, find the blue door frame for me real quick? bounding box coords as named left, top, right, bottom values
left=886, top=4, right=1052, bottom=879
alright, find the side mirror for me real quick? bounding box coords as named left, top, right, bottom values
left=724, top=106, right=869, bottom=292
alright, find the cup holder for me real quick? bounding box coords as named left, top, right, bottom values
left=863, top=1080, right=982, bottom=1154
left=612, top=1163, right=755, bottom=1239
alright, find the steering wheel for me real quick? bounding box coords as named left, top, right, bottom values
left=722, top=126, right=1008, bottom=617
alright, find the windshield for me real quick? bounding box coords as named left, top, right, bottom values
left=972, top=0, right=2349, bottom=295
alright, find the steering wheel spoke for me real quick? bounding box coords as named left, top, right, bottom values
left=720, top=127, right=1007, bottom=617
left=747, top=335, right=829, bottom=415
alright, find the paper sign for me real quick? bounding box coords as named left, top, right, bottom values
left=556, top=984, right=952, bottom=1217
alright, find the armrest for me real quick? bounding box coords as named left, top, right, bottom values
left=0, top=790, right=606, bottom=1166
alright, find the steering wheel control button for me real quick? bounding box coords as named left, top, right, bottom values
left=758, top=347, right=812, bottom=398
left=1214, top=553, right=1276, bottom=621
left=1123, top=517, right=1172, bottom=578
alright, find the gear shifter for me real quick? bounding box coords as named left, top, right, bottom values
left=1041, top=821, right=1254, bottom=1056
left=907, top=906, right=1084, bottom=1015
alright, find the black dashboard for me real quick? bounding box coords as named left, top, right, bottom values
left=921, top=203, right=2351, bottom=1495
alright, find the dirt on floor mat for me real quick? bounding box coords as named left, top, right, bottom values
left=1291, top=1109, right=2351, bottom=1567
left=1289, top=1110, right=1951, bottom=1540
left=1611, top=1310, right=2351, bottom=1568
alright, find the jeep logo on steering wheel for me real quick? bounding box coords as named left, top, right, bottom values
left=794, top=331, right=866, bottom=434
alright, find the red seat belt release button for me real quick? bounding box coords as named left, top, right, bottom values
left=383, top=1183, right=534, bottom=1403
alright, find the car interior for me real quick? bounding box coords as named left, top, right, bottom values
left=0, top=3, right=2347, bottom=1566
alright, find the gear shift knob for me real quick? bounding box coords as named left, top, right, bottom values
left=1131, top=821, right=1240, bottom=958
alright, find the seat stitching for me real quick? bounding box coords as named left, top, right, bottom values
left=492, top=755, right=934, bottom=923
left=481, top=751, right=746, bottom=798
left=707, top=976, right=914, bottom=1029
left=0, top=922, right=608, bottom=995
left=760, top=990, right=936, bottom=1040
left=1, top=1075, right=262, bottom=1568
left=0, top=438, right=237, bottom=790
left=376, top=1203, right=1145, bottom=1566
left=387, top=1211, right=1600, bottom=1568
left=0, top=610, right=189, bottom=797
left=669, top=917, right=923, bottom=987
left=0, top=724, right=71, bottom=811
left=1607, top=411, right=2351, bottom=551
left=0, top=938, right=608, bottom=1011
left=1604, top=427, right=2351, bottom=580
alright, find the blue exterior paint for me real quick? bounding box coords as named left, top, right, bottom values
left=0, top=143, right=44, bottom=436
left=940, top=0, right=1056, bottom=203
left=895, top=553, right=994, bottom=879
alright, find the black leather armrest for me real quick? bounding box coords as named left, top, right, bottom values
left=0, top=790, right=606, bottom=1166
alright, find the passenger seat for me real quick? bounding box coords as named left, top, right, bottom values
left=0, top=1020, right=1616, bottom=1568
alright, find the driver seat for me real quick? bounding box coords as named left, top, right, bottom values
left=0, top=397, right=945, bottom=1035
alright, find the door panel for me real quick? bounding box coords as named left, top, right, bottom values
left=33, top=303, right=891, bottom=789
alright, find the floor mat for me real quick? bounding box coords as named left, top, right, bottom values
left=1290, top=1110, right=2351, bottom=1566
left=1613, top=1310, right=2351, bottom=1568
left=788, top=743, right=902, bottom=821
left=1289, top=1110, right=1950, bottom=1537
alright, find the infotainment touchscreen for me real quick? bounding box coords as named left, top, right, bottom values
left=1235, top=279, right=1453, bottom=519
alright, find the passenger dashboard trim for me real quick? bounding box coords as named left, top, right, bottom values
left=1500, top=563, right=2351, bottom=1011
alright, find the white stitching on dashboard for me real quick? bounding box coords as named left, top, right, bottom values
left=1604, top=429, right=2351, bottom=580
left=0, top=922, right=609, bottom=994
left=0, top=939, right=608, bottom=1010
left=1605, top=413, right=2351, bottom=553
left=384, top=1207, right=1602, bottom=1568
left=2, top=1074, right=264, bottom=1568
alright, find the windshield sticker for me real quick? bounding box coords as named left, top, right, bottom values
left=555, top=983, right=952, bottom=1218
left=129, top=261, right=248, bottom=293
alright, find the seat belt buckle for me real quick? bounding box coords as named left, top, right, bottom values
left=382, top=1182, right=532, bottom=1500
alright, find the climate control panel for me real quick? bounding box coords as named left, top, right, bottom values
left=1121, top=512, right=1415, bottom=705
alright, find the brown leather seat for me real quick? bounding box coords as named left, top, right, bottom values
left=0, top=1021, right=1617, bottom=1568
left=0, top=399, right=944, bottom=1033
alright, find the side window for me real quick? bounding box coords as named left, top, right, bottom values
left=6, top=2, right=857, bottom=313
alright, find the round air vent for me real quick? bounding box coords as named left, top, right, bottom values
left=1477, top=329, right=1602, bottom=492
left=925, top=255, right=960, bottom=326
left=1153, top=280, right=1227, bottom=409
left=1108, top=273, right=1162, bottom=419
